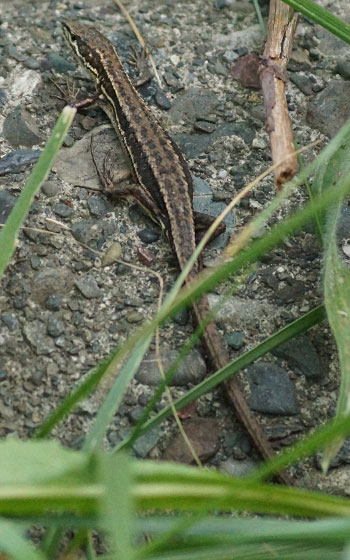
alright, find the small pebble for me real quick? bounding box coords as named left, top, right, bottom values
left=137, top=228, right=160, bottom=244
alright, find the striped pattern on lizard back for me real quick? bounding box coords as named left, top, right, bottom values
left=62, top=20, right=197, bottom=277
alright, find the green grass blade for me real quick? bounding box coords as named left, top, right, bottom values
left=0, top=106, right=76, bottom=279
left=83, top=333, right=153, bottom=453
left=282, top=0, right=350, bottom=43
left=252, top=0, right=265, bottom=34
left=0, top=519, right=46, bottom=560
left=133, top=460, right=350, bottom=517
left=310, top=125, right=350, bottom=470
left=99, top=453, right=134, bottom=560
left=136, top=515, right=350, bottom=546
left=322, top=239, right=350, bottom=470
left=3, top=443, right=350, bottom=519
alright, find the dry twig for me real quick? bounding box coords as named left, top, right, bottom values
left=259, top=0, right=299, bottom=190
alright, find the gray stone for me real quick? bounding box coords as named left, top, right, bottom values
left=307, top=80, right=350, bottom=137
left=47, top=316, right=65, bottom=338
left=335, top=60, right=350, bottom=80
left=247, top=362, right=300, bottom=415
left=290, top=73, right=314, bottom=96
left=0, top=149, right=40, bottom=176
left=47, top=53, right=75, bottom=73
left=272, top=336, right=322, bottom=379
left=193, top=176, right=234, bottom=249
left=174, top=121, right=256, bottom=159
left=225, top=331, right=246, bottom=350
left=30, top=255, right=41, bottom=270
left=53, top=203, right=73, bottom=219
left=128, top=406, right=144, bottom=424
left=71, top=221, right=96, bottom=244
left=46, top=295, right=63, bottom=311
left=75, top=275, right=101, bottom=299
left=2, top=314, right=18, bottom=331
left=0, top=190, right=16, bottom=223
left=30, top=267, right=74, bottom=304
left=14, top=296, right=26, bottom=310
left=3, top=105, right=44, bottom=148
left=132, top=427, right=162, bottom=458
left=169, top=87, right=220, bottom=124
left=194, top=120, right=216, bottom=133
left=136, top=348, right=207, bottom=386
left=23, top=321, right=56, bottom=355
left=155, top=89, right=171, bottom=110
left=87, top=196, right=112, bottom=217
left=126, top=310, right=144, bottom=323
left=336, top=205, right=350, bottom=244
left=220, top=457, right=258, bottom=477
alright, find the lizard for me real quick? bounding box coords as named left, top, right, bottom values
left=61, top=20, right=292, bottom=485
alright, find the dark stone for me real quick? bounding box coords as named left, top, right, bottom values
left=225, top=331, right=246, bottom=350
left=247, top=362, right=300, bottom=415
left=174, top=121, right=256, bottom=159
left=128, top=406, right=144, bottom=424
left=290, top=73, right=314, bottom=96
left=0, top=189, right=16, bottom=223
left=155, top=89, right=171, bottom=110
left=2, top=313, right=18, bottom=331
left=87, top=196, right=111, bottom=217
left=3, top=105, right=44, bottom=148
left=132, top=427, right=162, bottom=458
left=307, top=81, right=350, bottom=137
left=46, top=295, right=63, bottom=311
left=137, top=228, right=160, bottom=244
left=194, top=120, right=216, bottom=133
left=53, top=203, right=73, bottom=219
left=335, top=60, right=350, bottom=80
left=276, top=280, right=304, bottom=304
left=47, top=316, right=65, bottom=337
left=46, top=53, right=76, bottom=73
left=0, top=89, right=7, bottom=112
left=14, top=295, right=27, bottom=309
left=163, top=417, right=220, bottom=464
left=0, top=149, right=41, bottom=176
left=136, top=349, right=206, bottom=386
left=172, top=307, right=189, bottom=326
left=193, top=176, right=235, bottom=250
left=272, top=336, right=322, bottom=379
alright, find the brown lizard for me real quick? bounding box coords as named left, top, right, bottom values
left=62, top=20, right=292, bottom=485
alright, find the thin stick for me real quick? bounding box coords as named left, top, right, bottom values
left=112, top=0, right=162, bottom=88
left=259, top=0, right=299, bottom=190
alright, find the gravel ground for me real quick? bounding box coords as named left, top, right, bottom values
left=1, top=0, right=350, bottom=494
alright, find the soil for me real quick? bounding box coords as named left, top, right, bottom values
left=1, top=0, right=350, bottom=495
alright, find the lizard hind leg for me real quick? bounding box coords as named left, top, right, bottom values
left=90, top=132, right=169, bottom=230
